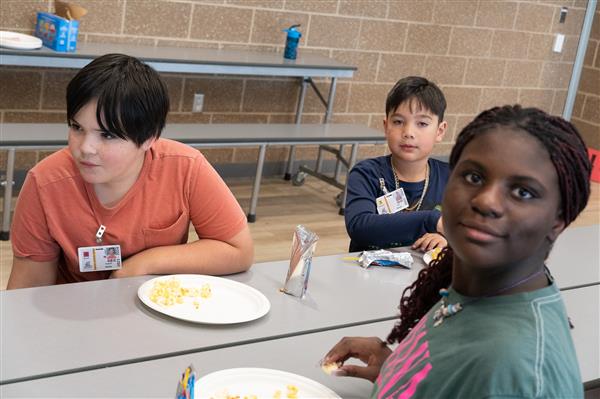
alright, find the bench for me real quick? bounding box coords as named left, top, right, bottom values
left=0, top=122, right=385, bottom=239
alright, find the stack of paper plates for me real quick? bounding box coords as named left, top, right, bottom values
left=0, top=31, right=42, bottom=50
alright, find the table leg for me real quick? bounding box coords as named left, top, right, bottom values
left=324, top=77, right=337, bottom=123
left=284, top=146, right=297, bottom=181
left=339, top=143, right=358, bottom=216
left=334, top=144, right=345, bottom=182
left=315, top=146, right=324, bottom=173
left=322, top=77, right=336, bottom=180
left=247, top=144, right=267, bottom=223
left=1, top=148, right=16, bottom=240
left=285, top=77, right=309, bottom=180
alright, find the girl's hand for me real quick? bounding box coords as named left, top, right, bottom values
left=412, top=232, right=447, bottom=252
left=436, top=216, right=445, bottom=236
left=321, top=336, right=392, bottom=382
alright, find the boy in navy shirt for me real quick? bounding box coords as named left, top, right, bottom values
left=345, top=76, right=449, bottom=252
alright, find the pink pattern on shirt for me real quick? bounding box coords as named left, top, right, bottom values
left=376, top=317, right=432, bottom=398
left=378, top=318, right=427, bottom=383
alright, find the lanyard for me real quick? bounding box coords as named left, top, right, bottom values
left=390, top=160, right=430, bottom=212
left=95, top=225, right=106, bottom=243
left=83, top=183, right=111, bottom=244
left=379, top=178, right=389, bottom=194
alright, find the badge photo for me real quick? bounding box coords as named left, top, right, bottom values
left=78, top=244, right=122, bottom=272
left=376, top=188, right=409, bottom=215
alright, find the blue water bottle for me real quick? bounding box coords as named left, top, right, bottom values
left=283, top=24, right=302, bottom=60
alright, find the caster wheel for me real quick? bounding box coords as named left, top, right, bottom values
left=335, top=192, right=344, bottom=207
left=292, top=172, right=307, bottom=186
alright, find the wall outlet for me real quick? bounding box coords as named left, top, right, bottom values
left=192, top=93, right=204, bottom=113
left=559, top=7, right=568, bottom=23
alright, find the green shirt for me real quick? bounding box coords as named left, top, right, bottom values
left=373, top=282, right=583, bottom=398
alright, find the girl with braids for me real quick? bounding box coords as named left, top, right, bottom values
left=322, top=105, right=591, bottom=398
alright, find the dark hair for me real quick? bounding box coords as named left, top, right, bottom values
left=66, top=53, right=169, bottom=147
left=385, top=76, right=446, bottom=122
left=387, top=105, right=592, bottom=344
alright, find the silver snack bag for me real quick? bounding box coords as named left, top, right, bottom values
left=358, top=249, right=413, bottom=269
left=282, top=225, right=319, bottom=298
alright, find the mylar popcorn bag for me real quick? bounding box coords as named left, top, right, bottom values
left=282, top=225, right=319, bottom=298
left=358, top=249, right=413, bottom=269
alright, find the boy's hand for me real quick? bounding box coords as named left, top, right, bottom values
left=321, top=336, right=392, bottom=382
left=412, top=232, right=447, bottom=252
left=109, top=258, right=146, bottom=279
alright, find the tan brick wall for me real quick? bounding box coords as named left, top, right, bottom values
left=572, top=5, right=599, bottom=149
left=0, top=0, right=591, bottom=168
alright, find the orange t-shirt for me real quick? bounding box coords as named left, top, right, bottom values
left=11, top=138, right=247, bottom=284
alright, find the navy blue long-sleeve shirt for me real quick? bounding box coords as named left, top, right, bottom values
left=345, top=155, right=450, bottom=252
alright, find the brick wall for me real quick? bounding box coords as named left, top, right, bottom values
left=572, top=5, right=599, bottom=149
left=0, top=0, right=592, bottom=172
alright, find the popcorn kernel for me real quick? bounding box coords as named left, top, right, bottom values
left=148, top=277, right=211, bottom=309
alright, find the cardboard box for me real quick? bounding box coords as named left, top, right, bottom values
left=34, top=2, right=87, bottom=52
left=35, top=12, right=79, bottom=52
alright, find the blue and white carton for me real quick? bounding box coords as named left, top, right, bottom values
left=35, top=12, right=80, bottom=52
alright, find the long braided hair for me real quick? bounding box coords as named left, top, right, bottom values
left=387, top=105, right=592, bottom=344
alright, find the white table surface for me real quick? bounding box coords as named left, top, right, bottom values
left=547, top=224, right=600, bottom=288
left=0, top=320, right=396, bottom=398
left=1, top=224, right=596, bottom=388
left=3, top=281, right=596, bottom=397
left=0, top=251, right=423, bottom=384
left=562, top=284, right=600, bottom=383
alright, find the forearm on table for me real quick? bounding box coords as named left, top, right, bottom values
left=7, top=257, right=59, bottom=289
left=125, top=237, right=254, bottom=276
left=348, top=211, right=440, bottom=245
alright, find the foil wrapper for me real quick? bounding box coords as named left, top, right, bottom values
left=282, top=225, right=319, bottom=298
left=358, top=250, right=413, bottom=269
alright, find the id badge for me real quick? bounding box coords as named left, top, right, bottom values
left=376, top=187, right=409, bottom=214
left=78, top=245, right=122, bottom=272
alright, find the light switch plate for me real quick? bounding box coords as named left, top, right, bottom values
left=192, top=93, right=204, bottom=113
left=553, top=34, right=565, bottom=53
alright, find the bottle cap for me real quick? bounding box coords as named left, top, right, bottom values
left=283, top=24, right=302, bottom=39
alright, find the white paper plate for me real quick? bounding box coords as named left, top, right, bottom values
left=196, top=368, right=341, bottom=399
left=138, top=274, right=270, bottom=324
left=0, top=31, right=42, bottom=50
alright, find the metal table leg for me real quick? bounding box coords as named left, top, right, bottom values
left=284, top=77, right=309, bottom=180
left=1, top=148, right=16, bottom=240
left=247, top=144, right=267, bottom=223
left=334, top=144, right=344, bottom=182
left=288, top=76, right=354, bottom=214
left=324, top=77, right=337, bottom=123
left=325, top=78, right=344, bottom=183
left=315, top=146, right=324, bottom=173
left=311, top=77, right=338, bottom=177
left=339, top=143, right=358, bottom=216
left=286, top=76, right=338, bottom=183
